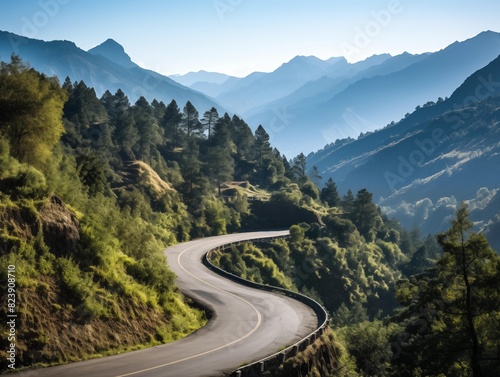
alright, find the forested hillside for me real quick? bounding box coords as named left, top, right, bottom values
left=308, top=53, right=500, bottom=252
left=1, top=56, right=499, bottom=376
left=0, top=56, right=305, bottom=371
left=212, top=204, right=500, bottom=376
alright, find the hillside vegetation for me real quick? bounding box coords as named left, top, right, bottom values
left=212, top=202, right=500, bottom=376
left=1, top=56, right=499, bottom=376
left=0, top=56, right=313, bottom=371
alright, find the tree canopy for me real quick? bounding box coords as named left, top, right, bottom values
left=0, top=55, right=67, bottom=166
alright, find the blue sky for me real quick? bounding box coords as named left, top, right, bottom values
left=1, top=0, right=499, bottom=76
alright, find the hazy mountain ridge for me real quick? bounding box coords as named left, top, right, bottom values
left=251, top=31, right=500, bottom=156
left=171, top=31, right=500, bottom=157
left=88, top=38, right=137, bottom=69
left=0, top=30, right=223, bottom=112
left=307, top=53, right=500, bottom=250
left=169, top=70, right=233, bottom=86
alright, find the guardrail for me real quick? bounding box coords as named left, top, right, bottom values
left=202, top=237, right=330, bottom=377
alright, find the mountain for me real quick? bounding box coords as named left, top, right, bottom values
left=247, top=31, right=500, bottom=157
left=244, top=52, right=430, bottom=155
left=246, top=52, right=428, bottom=118
left=188, top=76, right=241, bottom=98
left=0, top=30, right=223, bottom=112
left=170, top=70, right=241, bottom=99
left=169, top=70, right=234, bottom=86
left=307, top=53, right=500, bottom=250
left=213, top=55, right=351, bottom=115
left=88, top=38, right=136, bottom=69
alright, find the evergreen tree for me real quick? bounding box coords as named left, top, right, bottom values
left=162, top=99, right=183, bottom=151
left=232, top=115, right=254, bottom=161
left=309, top=165, right=322, bottom=187
left=207, top=114, right=235, bottom=195
left=179, top=138, right=203, bottom=195
left=202, top=107, right=219, bottom=140
left=63, top=80, right=107, bottom=129
left=132, top=96, right=158, bottom=162
left=181, top=101, right=203, bottom=139
left=396, top=204, right=500, bottom=377
left=292, top=153, right=308, bottom=184
left=151, top=99, right=167, bottom=123
left=351, top=189, right=382, bottom=239
left=254, top=125, right=271, bottom=165
left=321, top=177, right=341, bottom=207
left=436, top=203, right=499, bottom=376
left=101, top=89, right=137, bottom=158
left=0, top=55, right=67, bottom=166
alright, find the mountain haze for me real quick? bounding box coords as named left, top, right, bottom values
left=307, top=53, right=500, bottom=250
left=246, top=31, right=500, bottom=156
left=0, top=30, right=223, bottom=112
left=169, top=70, right=233, bottom=86
left=213, top=55, right=355, bottom=115
left=88, top=38, right=137, bottom=69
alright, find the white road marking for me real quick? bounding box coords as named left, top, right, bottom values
left=113, top=238, right=263, bottom=377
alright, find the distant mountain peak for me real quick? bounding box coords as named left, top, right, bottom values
left=100, top=38, right=123, bottom=49
left=88, top=38, right=136, bottom=69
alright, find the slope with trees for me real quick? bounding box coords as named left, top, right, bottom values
left=0, top=56, right=294, bottom=371
left=2, top=55, right=498, bottom=376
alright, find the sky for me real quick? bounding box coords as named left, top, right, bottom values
left=1, top=0, right=499, bottom=77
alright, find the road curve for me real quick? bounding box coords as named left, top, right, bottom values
left=16, top=231, right=319, bottom=377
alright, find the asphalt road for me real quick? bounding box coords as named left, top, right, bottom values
left=16, top=231, right=319, bottom=377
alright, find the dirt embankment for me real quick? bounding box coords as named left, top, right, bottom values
left=0, top=196, right=181, bottom=372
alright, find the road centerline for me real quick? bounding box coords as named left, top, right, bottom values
left=113, top=238, right=263, bottom=377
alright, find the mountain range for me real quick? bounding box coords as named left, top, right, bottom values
left=306, top=53, right=500, bottom=250
left=3, top=29, right=500, bottom=158
left=1, top=28, right=499, bottom=249
left=0, top=31, right=222, bottom=112
left=172, top=31, right=500, bottom=157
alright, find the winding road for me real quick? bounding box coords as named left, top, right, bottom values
left=17, top=231, right=319, bottom=377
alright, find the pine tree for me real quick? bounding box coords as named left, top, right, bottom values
left=202, top=107, right=219, bottom=140
left=254, top=125, right=271, bottom=165
left=292, top=153, right=307, bottom=184
left=181, top=101, right=203, bottom=139
left=396, top=203, right=500, bottom=376
left=207, top=114, right=235, bottom=195
left=351, top=188, right=381, bottom=239
left=0, top=55, right=67, bottom=166
left=436, top=203, right=499, bottom=376
left=232, top=115, right=254, bottom=161
left=321, top=177, right=341, bottom=207
left=132, top=96, right=158, bottom=162
left=179, top=138, right=203, bottom=195
left=162, top=99, right=183, bottom=151
left=309, top=165, right=322, bottom=187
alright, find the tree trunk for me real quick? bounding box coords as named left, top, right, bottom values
left=461, top=232, right=482, bottom=377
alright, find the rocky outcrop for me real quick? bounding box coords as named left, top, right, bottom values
left=276, top=330, right=340, bottom=377
left=39, top=195, right=80, bottom=257
left=1, top=195, right=80, bottom=256
left=233, top=330, right=340, bottom=377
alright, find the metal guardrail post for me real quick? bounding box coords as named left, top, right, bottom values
left=203, top=233, right=329, bottom=376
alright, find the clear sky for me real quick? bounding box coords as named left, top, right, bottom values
left=1, top=0, right=499, bottom=77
